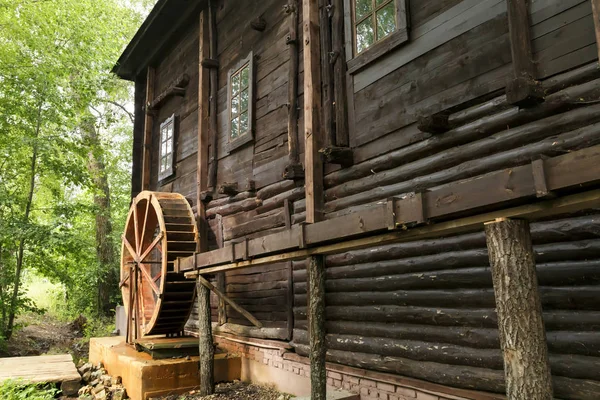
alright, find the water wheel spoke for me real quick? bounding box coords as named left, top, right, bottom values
left=153, top=271, right=162, bottom=283
left=119, top=271, right=130, bottom=288
left=140, top=195, right=152, bottom=252
left=139, top=231, right=164, bottom=262
left=122, top=235, right=138, bottom=261
left=138, top=272, right=147, bottom=327
left=133, top=201, right=140, bottom=253
left=139, top=262, right=161, bottom=296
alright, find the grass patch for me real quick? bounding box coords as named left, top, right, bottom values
left=0, top=380, right=59, bottom=400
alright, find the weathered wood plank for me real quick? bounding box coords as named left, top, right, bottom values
left=303, top=0, right=324, bottom=223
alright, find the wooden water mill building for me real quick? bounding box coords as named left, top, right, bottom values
left=113, top=0, right=600, bottom=398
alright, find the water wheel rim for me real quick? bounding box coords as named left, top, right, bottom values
left=120, top=191, right=197, bottom=338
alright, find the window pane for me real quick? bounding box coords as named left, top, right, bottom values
left=160, top=157, right=166, bottom=173
left=167, top=124, right=173, bottom=139
left=231, top=95, right=239, bottom=116
left=232, top=73, right=240, bottom=96
left=231, top=117, right=239, bottom=139
left=166, top=139, right=172, bottom=154
left=356, top=17, right=374, bottom=53
left=166, top=154, right=172, bottom=170
left=240, top=111, right=249, bottom=134
left=240, top=89, right=249, bottom=112
left=375, top=0, right=388, bottom=6
left=240, top=65, right=249, bottom=89
left=161, top=141, right=167, bottom=156
left=355, top=0, right=372, bottom=20
left=377, top=2, right=396, bottom=40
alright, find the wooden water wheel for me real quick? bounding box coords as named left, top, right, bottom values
left=120, top=191, right=198, bottom=342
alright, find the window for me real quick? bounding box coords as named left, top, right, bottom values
left=159, top=115, right=175, bottom=181
left=227, top=52, right=254, bottom=152
left=355, top=0, right=397, bottom=54
left=347, top=0, right=408, bottom=73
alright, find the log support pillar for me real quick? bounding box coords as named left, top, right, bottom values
left=197, top=277, right=215, bottom=396
left=307, top=255, right=326, bottom=400
left=484, top=218, right=553, bottom=400
left=505, top=0, right=543, bottom=107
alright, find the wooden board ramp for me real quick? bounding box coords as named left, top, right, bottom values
left=0, top=354, right=80, bottom=384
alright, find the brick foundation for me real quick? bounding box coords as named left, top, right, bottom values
left=212, top=335, right=505, bottom=400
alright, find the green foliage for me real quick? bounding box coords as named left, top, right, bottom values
left=0, top=380, right=59, bottom=400
left=0, top=0, right=156, bottom=337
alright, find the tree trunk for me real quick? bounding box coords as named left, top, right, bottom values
left=6, top=102, right=42, bottom=340
left=197, top=279, right=214, bottom=396
left=83, top=117, right=116, bottom=315
left=307, top=255, right=326, bottom=400
left=484, top=218, right=553, bottom=399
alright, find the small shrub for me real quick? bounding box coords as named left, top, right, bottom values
left=0, top=380, right=59, bottom=400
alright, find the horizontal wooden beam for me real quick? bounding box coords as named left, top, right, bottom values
left=185, top=188, right=600, bottom=277
left=148, top=74, right=190, bottom=111
left=181, top=145, right=600, bottom=276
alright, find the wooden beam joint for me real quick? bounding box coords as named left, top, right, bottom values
left=148, top=74, right=190, bottom=111
left=283, top=163, right=305, bottom=180
left=250, top=17, right=267, bottom=31
left=320, top=146, right=354, bottom=167
left=417, top=113, right=452, bottom=134
left=201, top=58, right=220, bottom=69
left=218, top=182, right=239, bottom=197
left=506, top=75, right=544, bottom=107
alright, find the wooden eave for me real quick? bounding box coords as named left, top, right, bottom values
left=112, top=0, right=206, bottom=81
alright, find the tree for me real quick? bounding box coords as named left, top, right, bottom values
left=0, top=0, right=153, bottom=339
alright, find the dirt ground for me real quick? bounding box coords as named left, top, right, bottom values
left=153, top=381, right=294, bottom=400
left=1, top=313, right=88, bottom=360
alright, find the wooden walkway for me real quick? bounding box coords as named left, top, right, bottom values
left=0, top=354, right=80, bottom=384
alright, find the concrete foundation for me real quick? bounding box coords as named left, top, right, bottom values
left=89, top=337, right=240, bottom=400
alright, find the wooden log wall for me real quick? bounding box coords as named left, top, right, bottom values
left=214, top=0, right=305, bottom=189
left=149, top=18, right=200, bottom=199
left=291, top=213, right=600, bottom=399
left=186, top=178, right=305, bottom=340
left=145, top=0, right=600, bottom=397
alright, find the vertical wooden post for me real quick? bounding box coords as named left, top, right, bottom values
left=307, top=255, right=326, bottom=400
left=197, top=278, right=215, bottom=396
left=197, top=9, right=210, bottom=253
left=332, top=0, right=349, bottom=147
left=142, top=67, right=155, bottom=190
left=320, top=0, right=334, bottom=147
left=207, top=0, right=219, bottom=191
left=484, top=218, right=553, bottom=400
left=592, top=0, right=600, bottom=61
left=505, top=0, right=543, bottom=106
left=197, top=9, right=214, bottom=396
left=285, top=1, right=301, bottom=167
left=303, top=0, right=325, bottom=223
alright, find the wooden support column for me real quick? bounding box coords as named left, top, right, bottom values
left=303, top=0, right=325, bottom=223
left=307, top=255, right=326, bottom=400
left=197, top=10, right=210, bottom=252
left=592, top=0, right=600, bottom=61
left=320, top=0, right=334, bottom=147
left=332, top=0, right=349, bottom=147
left=284, top=2, right=303, bottom=180
left=142, top=67, right=155, bottom=190
left=197, top=278, right=214, bottom=395
left=505, top=0, right=543, bottom=106
left=207, top=0, right=219, bottom=191
left=484, top=218, right=553, bottom=400
left=197, top=8, right=214, bottom=397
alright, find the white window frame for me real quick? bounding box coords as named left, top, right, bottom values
left=158, top=114, right=176, bottom=181
left=226, top=51, right=254, bottom=153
